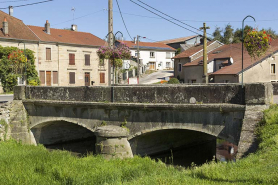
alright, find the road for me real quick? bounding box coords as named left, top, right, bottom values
left=139, top=70, right=174, bottom=84
left=0, top=94, right=13, bottom=103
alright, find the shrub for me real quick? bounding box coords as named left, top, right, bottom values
left=168, top=78, right=180, bottom=84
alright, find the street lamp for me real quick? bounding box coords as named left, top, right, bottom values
left=18, top=42, right=26, bottom=85
left=242, top=15, right=255, bottom=88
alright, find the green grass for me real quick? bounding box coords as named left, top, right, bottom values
left=1, top=105, right=278, bottom=184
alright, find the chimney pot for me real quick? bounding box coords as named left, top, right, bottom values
left=71, top=24, right=77, bottom=31
left=3, top=17, right=8, bottom=35
left=9, top=6, right=13, bottom=16
left=45, top=20, right=50, bottom=34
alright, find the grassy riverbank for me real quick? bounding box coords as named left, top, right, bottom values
left=1, top=105, right=278, bottom=184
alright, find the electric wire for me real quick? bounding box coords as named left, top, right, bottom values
left=115, top=0, right=133, bottom=40
left=0, top=0, right=28, bottom=3
left=0, top=0, right=52, bottom=9
left=129, top=0, right=201, bottom=35
left=136, top=0, right=201, bottom=32
left=52, top=9, right=104, bottom=26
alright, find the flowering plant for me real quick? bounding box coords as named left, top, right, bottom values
left=244, top=30, right=271, bottom=58
left=97, top=44, right=131, bottom=61
left=8, top=50, right=27, bottom=74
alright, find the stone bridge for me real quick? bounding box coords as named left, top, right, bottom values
left=8, top=83, right=274, bottom=162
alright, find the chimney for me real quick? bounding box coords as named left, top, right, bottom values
left=3, top=18, right=8, bottom=36
left=71, top=24, right=77, bottom=31
left=45, top=20, right=50, bottom=34
left=9, top=6, right=13, bottom=16
left=134, top=37, right=136, bottom=44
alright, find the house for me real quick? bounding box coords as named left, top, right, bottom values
left=173, top=39, right=278, bottom=83
left=0, top=10, right=108, bottom=87
left=116, top=40, right=175, bottom=73
left=157, top=35, right=207, bottom=51
left=172, top=40, right=224, bottom=82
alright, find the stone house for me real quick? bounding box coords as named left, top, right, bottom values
left=116, top=40, right=175, bottom=73
left=0, top=10, right=108, bottom=88
left=172, top=40, right=224, bottom=82
left=173, top=39, right=278, bottom=83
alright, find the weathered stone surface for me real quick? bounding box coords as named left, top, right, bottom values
left=245, top=83, right=273, bottom=105
left=95, top=126, right=129, bottom=138
left=13, top=86, right=25, bottom=100
left=95, top=127, right=133, bottom=159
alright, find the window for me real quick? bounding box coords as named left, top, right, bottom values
left=53, top=71, right=58, bottom=84
left=69, top=72, right=75, bottom=84
left=223, top=80, right=230, bottom=83
left=166, top=52, right=171, bottom=59
left=39, top=71, right=45, bottom=85
left=271, top=64, right=276, bottom=74
left=191, top=80, right=196, bottom=83
left=150, top=52, right=155, bottom=58
left=69, top=53, right=75, bottom=65
left=100, top=73, right=105, bottom=83
left=85, top=54, right=90, bottom=66
left=178, top=64, right=182, bottom=72
left=46, top=48, right=51, bottom=60
left=166, top=62, right=170, bottom=68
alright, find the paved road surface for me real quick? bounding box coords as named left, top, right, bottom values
left=139, top=70, right=174, bottom=84
left=0, top=94, right=13, bottom=103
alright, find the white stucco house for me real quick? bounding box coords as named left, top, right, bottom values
left=116, top=40, right=175, bottom=73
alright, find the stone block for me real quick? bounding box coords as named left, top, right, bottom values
left=245, top=83, right=273, bottom=105
left=13, top=86, right=25, bottom=100
left=241, top=119, right=258, bottom=131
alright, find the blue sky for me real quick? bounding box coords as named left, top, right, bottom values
left=1, top=0, right=278, bottom=42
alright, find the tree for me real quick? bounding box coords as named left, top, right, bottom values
left=212, top=26, right=223, bottom=42
left=0, top=46, right=40, bottom=92
left=223, top=24, right=234, bottom=44
left=233, top=25, right=253, bottom=43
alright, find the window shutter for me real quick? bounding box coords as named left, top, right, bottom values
left=39, top=71, right=45, bottom=85
left=69, top=54, right=75, bottom=65
left=69, top=72, right=75, bottom=84
left=85, top=55, right=90, bottom=66
left=46, top=48, right=51, bottom=60
left=53, top=71, right=58, bottom=84
left=100, top=73, right=105, bottom=83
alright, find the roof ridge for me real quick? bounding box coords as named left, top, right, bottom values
left=0, top=10, right=23, bottom=22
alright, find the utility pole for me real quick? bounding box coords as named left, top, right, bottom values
left=137, top=35, right=140, bottom=84
left=200, top=22, right=210, bottom=84
left=108, top=0, right=113, bottom=85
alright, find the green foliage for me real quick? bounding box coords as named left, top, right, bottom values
left=168, top=78, right=180, bottom=84
left=244, top=30, right=271, bottom=58
left=222, top=24, right=234, bottom=44
left=175, top=48, right=181, bottom=55
left=0, top=46, right=40, bottom=92
left=213, top=26, right=223, bottom=42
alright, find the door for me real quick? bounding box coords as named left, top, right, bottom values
left=85, top=72, right=90, bottom=86
left=149, top=62, right=156, bottom=70
left=46, top=71, right=51, bottom=86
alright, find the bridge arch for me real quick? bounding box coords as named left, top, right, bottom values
left=30, top=119, right=96, bottom=155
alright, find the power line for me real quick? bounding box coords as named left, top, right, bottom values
left=136, top=0, right=201, bottom=32
left=0, top=0, right=27, bottom=3
left=52, top=9, right=104, bottom=26
left=0, top=0, right=52, bottom=9
left=115, top=0, right=133, bottom=40
left=129, top=0, right=200, bottom=35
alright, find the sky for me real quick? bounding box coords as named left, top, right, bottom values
left=1, top=0, right=278, bottom=42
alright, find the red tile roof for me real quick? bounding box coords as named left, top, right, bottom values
left=28, top=25, right=106, bottom=46
left=0, top=11, right=39, bottom=41
left=156, top=35, right=199, bottom=44
left=183, top=40, right=278, bottom=75
left=118, top=40, right=175, bottom=51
